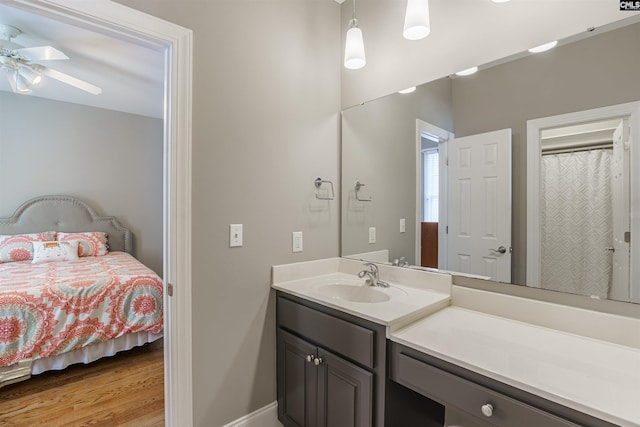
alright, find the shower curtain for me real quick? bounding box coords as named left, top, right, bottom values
left=540, top=149, right=612, bottom=298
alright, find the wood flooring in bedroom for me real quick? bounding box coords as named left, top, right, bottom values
left=0, top=340, right=164, bottom=427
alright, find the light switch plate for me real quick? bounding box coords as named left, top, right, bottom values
left=230, top=224, right=243, bottom=247
left=400, top=218, right=406, bottom=233
left=292, top=231, right=303, bottom=253
left=368, top=227, right=376, bottom=244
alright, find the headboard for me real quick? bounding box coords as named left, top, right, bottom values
left=0, top=195, right=132, bottom=254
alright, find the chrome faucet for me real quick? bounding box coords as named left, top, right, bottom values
left=392, top=256, right=409, bottom=267
left=357, top=262, right=389, bottom=287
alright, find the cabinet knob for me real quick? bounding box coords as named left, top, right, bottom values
left=481, top=403, right=494, bottom=417
left=306, top=354, right=314, bottom=363
left=313, top=357, right=323, bottom=366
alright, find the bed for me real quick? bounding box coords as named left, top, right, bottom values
left=0, top=195, right=163, bottom=385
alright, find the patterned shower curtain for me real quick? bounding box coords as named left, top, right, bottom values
left=540, top=149, right=613, bottom=298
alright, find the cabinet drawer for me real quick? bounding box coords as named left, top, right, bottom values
left=278, top=296, right=375, bottom=369
left=390, top=350, right=579, bottom=427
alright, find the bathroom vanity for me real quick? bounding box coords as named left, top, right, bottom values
left=276, top=292, right=383, bottom=427
left=272, top=258, right=640, bottom=427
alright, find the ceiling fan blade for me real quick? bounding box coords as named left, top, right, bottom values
left=33, top=65, right=101, bottom=95
left=15, top=46, right=69, bottom=61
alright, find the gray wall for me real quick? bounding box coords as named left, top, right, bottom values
left=452, top=21, right=640, bottom=285
left=342, top=78, right=452, bottom=263
left=115, top=1, right=341, bottom=426
left=0, top=91, right=163, bottom=275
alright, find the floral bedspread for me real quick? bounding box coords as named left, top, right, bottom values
left=0, top=252, right=163, bottom=367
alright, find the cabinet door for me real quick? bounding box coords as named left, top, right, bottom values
left=317, top=348, right=373, bottom=427
left=278, top=329, right=318, bottom=427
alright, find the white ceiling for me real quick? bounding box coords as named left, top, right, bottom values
left=0, top=3, right=165, bottom=118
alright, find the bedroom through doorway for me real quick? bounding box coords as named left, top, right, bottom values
left=0, top=1, right=192, bottom=425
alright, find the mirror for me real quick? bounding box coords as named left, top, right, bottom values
left=341, top=16, right=640, bottom=304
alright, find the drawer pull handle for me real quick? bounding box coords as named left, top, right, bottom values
left=306, top=355, right=314, bottom=363
left=314, top=357, right=323, bottom=366
left=481, top=403, right=494, bottom=417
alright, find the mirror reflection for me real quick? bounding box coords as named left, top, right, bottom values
left=341, top=16, right=640, bottom=304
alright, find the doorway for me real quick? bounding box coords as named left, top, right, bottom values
left=10, top=1, right=193, bottom=425
left=539, top=119, right=628, bottom=299
left=527, top=101, right=640, bottom=303
left=415, top=120, right=453, bottom=268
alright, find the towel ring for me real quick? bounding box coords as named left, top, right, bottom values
left=314, top=178, right=334, bottom=200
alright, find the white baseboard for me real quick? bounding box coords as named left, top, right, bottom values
left=222, top=401, right=283, bottom=427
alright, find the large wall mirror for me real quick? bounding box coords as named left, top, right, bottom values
left=341, top=15, right=640, bottom=305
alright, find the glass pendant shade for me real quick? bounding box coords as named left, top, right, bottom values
left=344, top=21, right=366, bottom=70
left=403, top=0, right=430, bottom=40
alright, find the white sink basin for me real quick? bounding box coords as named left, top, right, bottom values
left=272, top=270, right=451, bottom=327
left=315, top=283, right=391, bottom=303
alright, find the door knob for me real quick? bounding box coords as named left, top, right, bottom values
left=313, top=357, right=323, bottom=366
left=489, top=246, right=507, bottom=254
left=306, top=355, right=314, bottom=363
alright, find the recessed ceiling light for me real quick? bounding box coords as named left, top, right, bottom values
left=455, top=66, right=478, bottom=77
left=528, top=40, right=558, bottom=53
left=398, top=86, right=417, bottom=94
left=491, top=0, right=511, bottom=3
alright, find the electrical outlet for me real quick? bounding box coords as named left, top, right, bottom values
left=292, top=231, right=303, bottom=253
left=400, top=218, right=406, bottom=233
left=368, top=227, right=376, bottom=244
left=230, top=224, right=243, bottom=247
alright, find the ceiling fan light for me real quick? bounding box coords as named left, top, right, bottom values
left=15, top=72, right=32, bottom=94
left=403, top=0, right=431, bottom=40
left=344, top=21, right=366, bottom=70
left=18, top=65, right=42, bottom=86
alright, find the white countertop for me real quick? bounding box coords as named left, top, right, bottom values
left=391, top=306, right=640, bottom=427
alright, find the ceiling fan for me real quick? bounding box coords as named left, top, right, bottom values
left=0, top=24, right=101, bottom=95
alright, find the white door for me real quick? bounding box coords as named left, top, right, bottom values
left=447, top=129, right=512, bottom=282
left=609, top=119, right=631, bottom=300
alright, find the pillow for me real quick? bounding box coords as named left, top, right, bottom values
left=0, top=231, right=58, bottom=263
left=57, top=232, right=109, bottom=257
left=32, top=241, right=79, bottom=264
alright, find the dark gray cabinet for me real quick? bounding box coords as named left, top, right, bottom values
left=279, top=329, right=318, bottom=426
left=276, top=292, right=386, bottom=427
left=278, top=328, right=373, bottom=427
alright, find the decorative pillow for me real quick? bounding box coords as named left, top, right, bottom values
left=57, top=232, right=109, bottom=257
left=0, top=231, right=58, bottom=263
left=32, top=241, right=79, bottom=264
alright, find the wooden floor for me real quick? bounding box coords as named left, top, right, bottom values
left=0, top=341, right=164, bottom=427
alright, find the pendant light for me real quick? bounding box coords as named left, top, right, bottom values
left=403, top=0, right=431, bottom=40
left=344, top=0, right=366, bottom=70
